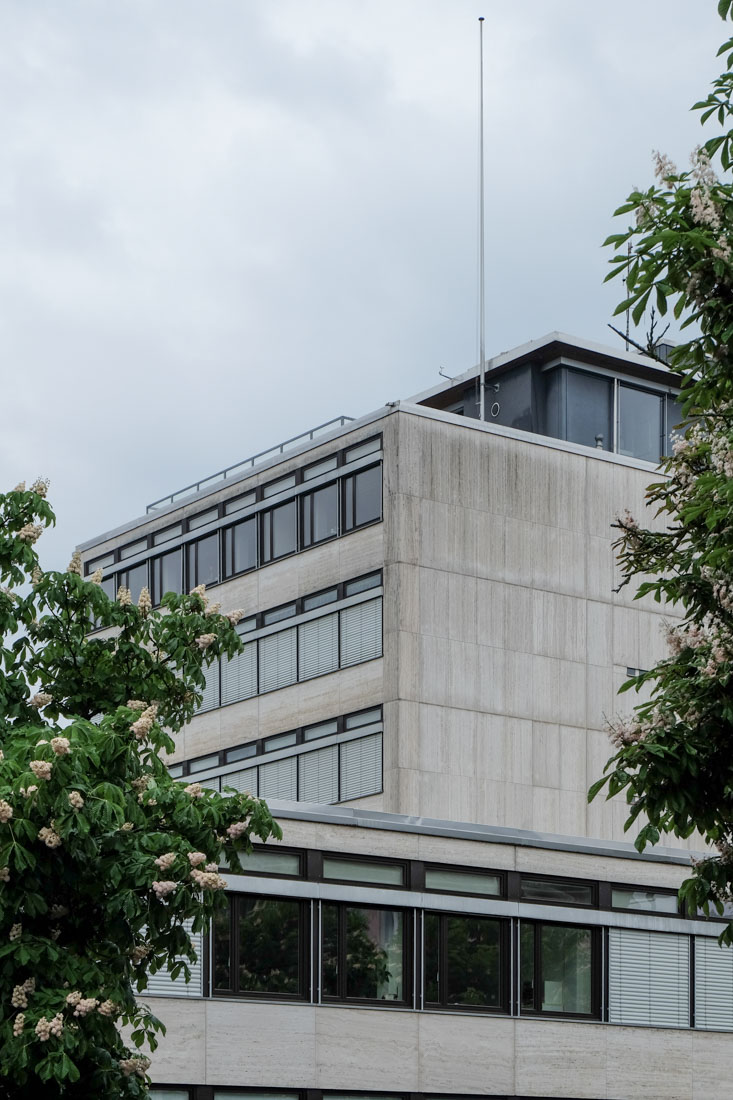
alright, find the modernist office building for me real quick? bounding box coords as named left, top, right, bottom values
left=81, top=333, right=733, bottom=1100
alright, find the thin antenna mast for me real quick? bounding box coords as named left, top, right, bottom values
left=478, top=16, right=486, bottom=420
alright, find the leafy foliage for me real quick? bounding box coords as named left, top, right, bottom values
left=0, top=482, right=281, bottom=1097
left=590, top=3, right=733, bottom=939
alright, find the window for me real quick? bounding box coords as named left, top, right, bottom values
left=263, top=473, right=296, bottom=498
left=221, top=639, right=257, bottom=705
left=85, top=551, right=115, bottom=574
left=608, top=929, right=689, bottom=1027
left=618, top=383, right=664, bottom=462
left=304, top=455, right=338, bottom=480
left=520, top=922, right=596, bottom=1016
left=119, top=537, right=148, bottom=560
left=611, top=887, right=678, bottom=914
left=213, top=895, right=308, bottom=999
left=322, top=857, right=405, bottom=886
left=344, top=436, right=381, bottom=463
left=153, top=523, right=182, bottom=545
left=322, top=904, right=408, bottom=1003
left=224, top=516, right=257, bottom=576
left=424, top=913, right=505, bottom=1010
left=188, top=507, right=218, bottom=531
left=119, top=562, right=148, bottom=603
left=520, top=877, right=594, bottom=907
left=302, top=482, right=339, bottom=547
left=151, top=548, right=183, bottom=603
left=343, top=465, right=382, bottom=531
left=225, top=490, right=256, bottom=515
left=236, top=847, right=302, bottom=877
left=262, top=500, right=297, bottom=563
left=695, top=936, right=733, bottom=1030
left=340, top=599, right=382, bottom=666
left=544, top=368, right=613, bottom=451
left=258, top=628, right=297, bottom=693
left=424, top=868, right=501, bottom=897
left=187, top=533, right=219, bottom=588
left=339, top=734, right=382, bottom=801
left=299, top=613, right=339, bottom=680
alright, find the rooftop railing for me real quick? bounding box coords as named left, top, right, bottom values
left=146, top=416, right=355, bottom=513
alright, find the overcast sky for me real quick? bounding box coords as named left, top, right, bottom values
left=0, top=1, right=726, bottom=567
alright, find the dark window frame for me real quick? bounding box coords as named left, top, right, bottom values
left=519, top=919, right=601, bottom=1020
left=321, top=900, right=412, bottom=1007
left=318, top=852, right=409, bottom=889
left=261, top=499, right=299, bottom=565
left=423, top=910, right=510, bottom=1014
left=186, top=532, right=221, bottom=590
left=423, top=863, right=506, bottom=900
left=342, top=462, right=383, bottom=533
left=516, top=872, right=597, bottom=909
left=607, top=881, right=680, bottom=916
left=212, top=892, right=310, bottom=1002
left=301, top=480, right=341, bottom=549
left=223, top=515, right=259, bottom=579
left=151, top=547, right=184, bottom=605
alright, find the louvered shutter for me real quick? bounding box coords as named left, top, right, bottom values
left=298, top=744, right=339, bottom=804
left=608, top=928, right=690, bottom=1027
left=298, top=613, right=339, bottom=681
left=339, top=733, right=382, bottom=801
left=146, top=921, right=204, bottom=998
left=196, top=660, right=220, bottom=713
left=258, top=627, right=297, bottom=693
left=198, top=776, right=220, bottom=792
left=222, top=767, right=258, bottom=796
left=259, top=756, right=298, bottom=800
left=340, top=598, right=382, bottom=668
left=695, top=937, right=733, bottom=1030
left=221, top=641, right=257, bottom=705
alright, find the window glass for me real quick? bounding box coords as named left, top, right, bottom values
left=263, top=474, right=297, bottom=498
left=345, top=707, right=382, bottom=729
left=262, top=501, right=297, bottom=562
left=153, top=548, right=182, bottom=603
left=521, top=923, right=593, bottom=1015
left=119, top=538, right=147, bottom=560
left=424, top=913, right=502, bottom=1008
left=188, top=507, right=218, bottom=530
left=303, top=720, right=339, bottom=741
left=611, top=888, right=678, bottom=913
left=121, top=562, right=148, bottom=603
left=344, top=465, right=382, bottom=530
left=520, top=878, right=593, bottom=906
left=303, top=587, right=338, bottom=611
left=323, top=904, right=405, bottom=1002
left=213, top=905, right=232, bottom=990
left=224, top=491, right=256, bottom=515
left=322, top=857, right=404, bottom=886
left=149, top=1091, right=190, bottom=1100
left=424, top=868, right=501, bottom=897
left=86, top=552, right=115, bottom=573
left=345, top=437, right=381, bottom=463
left=167, top=763, right=185, bottom=778
left=238, top=848, right=301, bottom=876
left=566, top=370, right=613, bottom=450
left=302, top=482, right=339, bottom=547
left=153, top=523, right=183, bottom=545
left=664, top=393, right=685, bottom=456
left=238, top=896, right=302, bottom=994
left=344, top=573, right=381, bottom=596
left=224, top=517, right=257, bottom=576
left=225, top=743, right=257, bottom=763
left=264, top=731, right=297, bottom=752
left=263, top=603, right=296, bottom=625
left=618, top=384, right=663, bottom=462
left=188, top=753, right=220, bottom=774
left=100, top=576, right=116, bottom=601
left=303, top=455, right=338, bottom=481
left=187, top=534, right=219, bottom=588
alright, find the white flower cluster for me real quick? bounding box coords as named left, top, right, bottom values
left=194, top=632, right=216, bottom=651
left=98, top=998, right=118, bottom=1017
left=18, top=523, right=43, bottom=544
left=29, top=692, right=53, bottom=709
left=89, top=568, right=103, bottom=584
left=50, top=736, right=70, bottom=756
left=183, top=782, right=204, bottom=798
left=190, top=866, right=227, bottom=890
left=138, top=586, right=152, bottom=615
left=226, top=608, right=245, bottom=625
left=117, top=586, right=132, bottom=606
left=653, top=149, right=678, bottom=187
left=12, top=1013, right=24, bottom=1037
left=129, top=943, right=150, bottom=962
left=0, top=866, right=9, bottom=882
left=35, top=1013, right=63, bottom=1040
left=9, top=923, right=22, bottom=941
left=119, top=1055, right=151, bottom=1078
left=205, top=602, right=222, bottom=617
left=0, top=799, right=13, bottom=824
left=130, top=703, right=158, bottom=741
left=152, top=880, right=177, bottom=900
left=127, top=699, right=147, bottom=711
left=608, top=714, right=647, bottom=749
left=187, top=851, right=207, bottom=867
left=38, top=825, right=62, bottom=849
left=30, top=760, right=52, bottom=781
left=20, top=785, right=38, bottom=798
left=49, top=904, right=68, bottom=918
left=154, top=851, right=176, bottom=871
left=68, top=791, right=84, bottom=810
left=227, top=821, right=248, bottom=840
left=30, top=477, right=50, bottom=498
left=66, top=551, right=83, bottom=575
left=190, top=583, right=208, bottom=603
left=11, top=977, right=35, bottom=1008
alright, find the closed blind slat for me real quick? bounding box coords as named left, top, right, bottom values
left=298, top=613, right=339, bottom=681
left=146, top=921, right=204, bottom=999
left=339, top=733, right=382, bottom=801
left=221, top=641, right=257, bottom=705
left=222, top=767, right=258, bottom=796
left=298, top=744, right=339, bottom=804
left=196, top=661, right=220, bottom=714
left=695, top=937, right=733, bottom=1030
left=259, top=628, right=297, bottom=694
left=259, top=756, right=298, bottom=800
left=340, top=599, right=382, bottom=668
left=608, top=928, right=689, bottom=1028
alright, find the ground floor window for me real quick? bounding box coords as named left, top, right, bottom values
left=519, top=921, right=596, bottom=1016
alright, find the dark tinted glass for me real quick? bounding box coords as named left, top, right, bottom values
left=566, top=371, right=613, bottom=450
left=424, top=913, right=440, bottom=1002
left=445, top=915, right=501, bottom=1007
left=345, top=907, right=403, bottom=1000
left=122, top=562, right=148, bottom=603
left=303, top=483, right=339, bottom=546
left=520, top=924, right=535, bottom=1010
left=213, top=906, right=232, bottom=990
left=154, top=549, right=182, bottom=602
left=520, top=878, right=593, bottom=906
left=225, top=517, right=257, bottom=575
left=196, top=534, right=220, bottom=586
left=238, top=897, right=302, bottom=995
left=664, top=393, right=685, bottom=455
left=344, top=465, right=382, bottom=530
left=618, top=385, right=663, bottom=462
left=263, top=501, right=296, bottom=561
left=539, top=924, right=591, bottom=1013
left=321, top=903, right=339, bottom=997
left=100, top=576, right=116, bottom=601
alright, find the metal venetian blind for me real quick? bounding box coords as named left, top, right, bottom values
left=298, top=613, right=339, bottom=681
left=339, top=733, right=382, bottom=802
left=146, top=921, right=204, bottom=998
left=196, top=660, right=220, bottom=713
left=258, top=627, right=297, bottom=694
left=222, top=767, right=258, bottom=796
left=259, top=755, right=298, bottom=800
left=339, top=598, right=382, bottom=668
left=221, top=640, right=257, bottom=705
left=695, top=936, right=733, bottom=1030
left=298, top=744, right=339, bottom=804
left=608, top=928, right=690, bottom=1028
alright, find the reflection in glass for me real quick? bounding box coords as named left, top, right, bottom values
left=619, top=385, right=663, bottom=462
left=196, top=534, right=220, bottom=586
left=540, top=925, right=591, bottom=1013
left=566, top=371, right=613, bottom=450
left=323, top=904, right=404, bottom=1001
left=425, top=913, right=501, bottom=1008
left=263, top=501, right=297, bottom=561
left=322, top=857, right=404, bottom=886
left=344, top=466, right=382, bottom=530
left=520, top=878, right=593, bottom=906
left=322, top=903, right=339, bottom=998
left=612, top=888, right=678, bottom=913
left=122, top=562, right=147, bottom=603
left=225, top=517, right=257, bottom=575
left=425, top=868, right=501, bottom=896
left=237, top=897, right=301, bottom=994
left=153, top=548, right=182, bottom=602
left=520, top=924, right=535, bottom=1010
left=213, top=906, right=231, bottom=990
left=303, top=482, right=339, bottom=546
